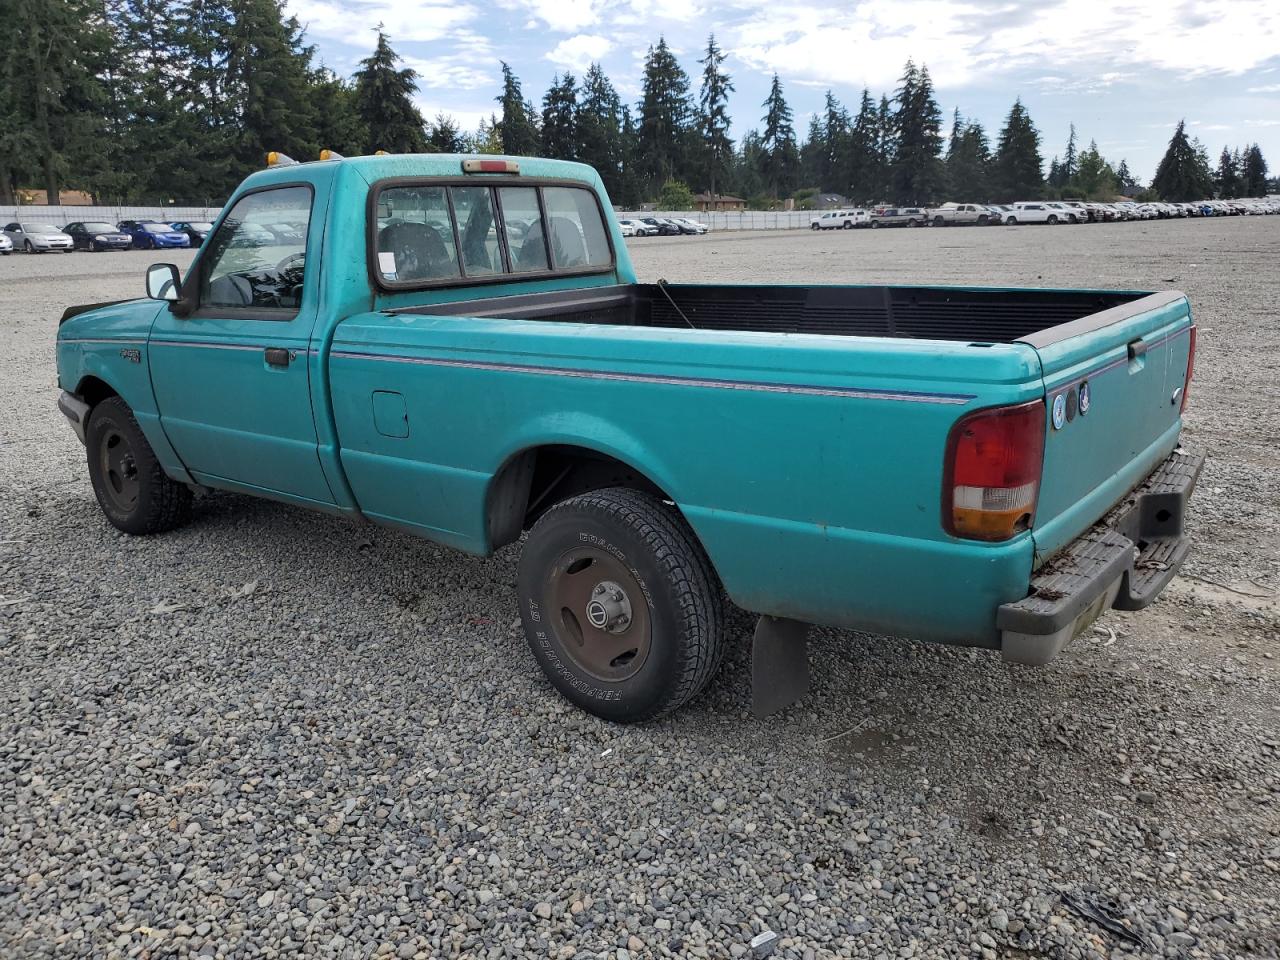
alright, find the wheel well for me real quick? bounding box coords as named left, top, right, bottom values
left=487, top=445, right=668, bottom=549
left=76, top=376, right=119, bottom=409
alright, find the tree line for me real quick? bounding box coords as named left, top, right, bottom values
left=1, top=0, right=1273, bottom=207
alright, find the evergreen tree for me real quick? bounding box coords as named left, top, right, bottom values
left=576, top=63, right=624, bottom=200
left=223, top=0, right=322, bottom=173
left=1215, top=147, right=1240, bottom=198
left=758, top=74, right=798, bottom=198
left=1074, top=140, right=1117, bottom=199
left=540, top=73, right=578, bottom=160
left=1241, top=144, right=1268, bottom=196
left=1047, top=157, right=1063, bottom=190
left=1061, top=122, right=1078, bottom=182
left=636, top=37, right=692, bottom=195
left=993, top=98, right=1043, bottom=201
left=428, top=114, right=465, bottom=153
left=889, top=61, right=944, bottom=204
left=800, top=115, right=825, bottom=190
left=311, top=69, right=363, bottom=158
left=874, top=94, right=894, bottom=201
left=1, top=0, right=113, bottom=201
left=944, top=112, right=992, bottom=199
left=845, top=90, right=879, bottom=202
left=696, top=34, right=734, bottom=199
left=471, top=114, right=503, bottom=154
left=353, top=30, right=426, bottom=154
left=1115, top=158, right=1138, bottom=194
left=821, top=91, right=849, bottom=191
left=617, top=105, right=643, bottom=207
left=1151, top=120, right=1213, bottom=201
left=495, top=61, right=539, bottom=155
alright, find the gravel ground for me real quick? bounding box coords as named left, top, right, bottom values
left=1, top=220, right=1277, bottom=960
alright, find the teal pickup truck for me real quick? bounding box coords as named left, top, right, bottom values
left=56, top=153, right=1202, bottom=721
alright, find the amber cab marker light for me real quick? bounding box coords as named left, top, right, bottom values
left=319, top=149, right=345, bottom=161
left=265, top=151, right=296, bottom=167
left=462, top=158, right=520, bottom=174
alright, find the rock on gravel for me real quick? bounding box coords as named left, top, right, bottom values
left=1, top=224, right=1278, bottom=958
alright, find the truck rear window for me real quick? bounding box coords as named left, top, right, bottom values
left=372, top=180, right=613, bottom=289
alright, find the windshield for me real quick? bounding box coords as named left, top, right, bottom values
left=143, top=223, right=174, bottom=234
left=22, top=223, right=63, bottom=235
left=83, top=223, right=116, bottom=233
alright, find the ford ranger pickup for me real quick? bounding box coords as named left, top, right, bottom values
left=55, top=153, right=1203, bottom=722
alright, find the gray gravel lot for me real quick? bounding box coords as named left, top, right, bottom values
left=1, top=221, right=1277, bottom=960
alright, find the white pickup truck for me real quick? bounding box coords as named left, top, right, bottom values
left=929, top=203, right=994, bottom=226
left=810, top=209, right=868, bottom=230
left=1003, top=202, right=1061, bottom=225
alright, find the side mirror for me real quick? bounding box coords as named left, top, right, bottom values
left=146, top=263, right=181, bottom=301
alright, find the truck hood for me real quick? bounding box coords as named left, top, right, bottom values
left=58, top=298, right=167, bottom=340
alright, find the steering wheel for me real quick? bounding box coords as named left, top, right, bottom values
left=275, top=252, right=305, bottom=278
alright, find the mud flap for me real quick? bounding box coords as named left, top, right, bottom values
left=751, top=616, right=810, bottom=718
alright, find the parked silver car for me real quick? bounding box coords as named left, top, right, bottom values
left=3, top=221, right=74, bottom=253
left=0, top=233, right=11, bottom=255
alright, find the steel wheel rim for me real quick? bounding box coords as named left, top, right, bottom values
left=99, top=428, right=140, bottom=512
left=545, top=546, right=652, bottom=683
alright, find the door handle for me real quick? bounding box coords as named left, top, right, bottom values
left=1127, top=338, right=1148, bottom=361
left=264, top=347, right=291, bottom=367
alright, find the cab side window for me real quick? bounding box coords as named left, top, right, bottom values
left=542, top=187, right=611, bottom=268
left=200, top=186, right=312, bottom=312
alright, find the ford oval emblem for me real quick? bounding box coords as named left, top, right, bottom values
left=1078, top=380, right=1091, bottom=415
left=1051, top=392, right=1067, bottom=430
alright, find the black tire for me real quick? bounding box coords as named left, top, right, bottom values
left=907, top=218, right=918, bottom=227
left=842, top=221, right=853, bottom=229
left=24, top=240, right=35, bottom=253
left=870, top=220, right=880, bottom=228
left=1047, top=215, right=1059, bottom=224
left=86, top=396, right=192, bottom=535
left=977, top=214, right=989, bottom=225
left=1005, top=216, right=1017, bottom=225
left=517, top=487, right=724, bottom=722
left=933, top=216, right=945, bottom=227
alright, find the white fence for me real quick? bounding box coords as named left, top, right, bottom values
left=2, top=204, right=814, bottom=232
left=620, top=210, right=812, bottom=231
left=0, top=204, right=224, bottom=225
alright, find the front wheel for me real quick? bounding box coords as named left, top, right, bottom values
left=86, top=397, right=192, bottom=535
left=1005, top=217, right=1017, bottom=225
left=870, top=220, right=880, bottom=228
left=908, top=219, right=919, bottom=227
left=517, top=488, right=724, bottom=722
left=934, top=216, right=945, bottom=227
left=24, top=240, right=36, bottom=253
left=1047, top=215, right=1059, bottom=224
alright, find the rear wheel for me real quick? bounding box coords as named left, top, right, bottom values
left=1047, top=215, right=1059, bottom=225
left=86, top=397, right=192, bottom=535
left=908, top=218, right=919, bottom=227
left=934, top=216, right=945, bottom=227
left=517, top=487, right=724, bottom=722
left=842, top=221, right=853, bottom=229
left=977, top=214, right=989, bottom=225
left=870, top=220, right=880, bottom=229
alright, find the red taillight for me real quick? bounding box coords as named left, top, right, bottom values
left=943, top=400, right=1046, bottom=541
left=1180, top=324, right=1196, bottom=413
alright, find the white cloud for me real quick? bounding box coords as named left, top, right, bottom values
left=545, top=34, right=614, bottom=72
left=402, top=29, right=497, bottom=91
left=724, top=0, right=1280, bottom=92
left=285, top=0, right=477, bottom=44
left=1247, top=83, right=1280, bottom=93
left=514, top=0, right=606, bottom=32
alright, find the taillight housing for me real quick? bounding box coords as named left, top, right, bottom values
left=943, top=400, right=1046, bottom=542
left=1180, top=324, right=1196, bottom=413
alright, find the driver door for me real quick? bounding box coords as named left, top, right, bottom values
left=149, top=183, right=335, bottom=506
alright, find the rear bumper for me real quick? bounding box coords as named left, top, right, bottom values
left=999, top=447, right=1205, bottom=665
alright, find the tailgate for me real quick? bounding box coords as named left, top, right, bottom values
left=1022, top=291, right=1195, bottom=562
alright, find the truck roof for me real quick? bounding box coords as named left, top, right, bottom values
left=238, top=152, right=604, bottom=192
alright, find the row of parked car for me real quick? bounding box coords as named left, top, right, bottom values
left=810, top=197, right=1280, bottom=229
left=617, top=216, right=709, bottom=237
left=2, top=218, right=232, bottom=254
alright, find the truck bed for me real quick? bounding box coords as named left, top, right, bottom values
left=405, top=283, right=1149, bottom=343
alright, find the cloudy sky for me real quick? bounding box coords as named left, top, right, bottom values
left=283, top=0, right=1280, bottom=182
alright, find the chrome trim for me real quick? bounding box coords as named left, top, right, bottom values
left=59, top=337, right=147, bottom=346
left=329, top=350, right=977, bottom=404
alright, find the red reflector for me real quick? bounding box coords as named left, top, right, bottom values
left=461, top=158, right=519, bottom=174
left=943, top=400, right=1046, bottom=541
left=1180, top=324, right=1196, bottom=413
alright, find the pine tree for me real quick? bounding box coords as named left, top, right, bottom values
left=223, top=0, right=322, bottom=174
left=821, top=91, right=849, bottom=191
left=1241, top=144, right=1268, bottom=196
left=800, top=115, right=825, bottom=190
left=1061, top=123, right=1078, bottom=183
left=576, top=63, right=624, bottom=201
left=540, top=73, right=577, bottom=160
left=471, top=114, right=503, bottom=154
left=1151, top=120, right=1213, bottom=201
left=889, top=61, right=944, bottom=204
left=1074, top=140, right=1117, bottom=199
left=353, top=30, right=426, bottom=154
left=993, top=98, right=1043, bottom=201
left=874, top=94, right=894, bottom=201
left=495, top=62, right=539, bottom=155
left=846, top=90, right=879, bottom=203
left=697, top=34, right=734, bottom=199
left=944, top=113, right=992, bottom=200
left=759, top=74, right=798, bottom=199
left=428, top=114, right=465, bottom=153
left=1215, top=147, right=1239, bottom=199
left=617, top=105, right=642, bottom=207
left=2, top=0, right=113, bottom=201
left=1047, top=157, right=1062, bottom=189
left=311, top=69, right=363, bottom=158
left=1115, top=158, right=1138, bottom=194
left=637, top=37, right=692, bottom=195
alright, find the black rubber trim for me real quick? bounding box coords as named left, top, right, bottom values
left=998, top=448, right=1205, bottom=635
left=60, top=300, right=129, bottom=325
